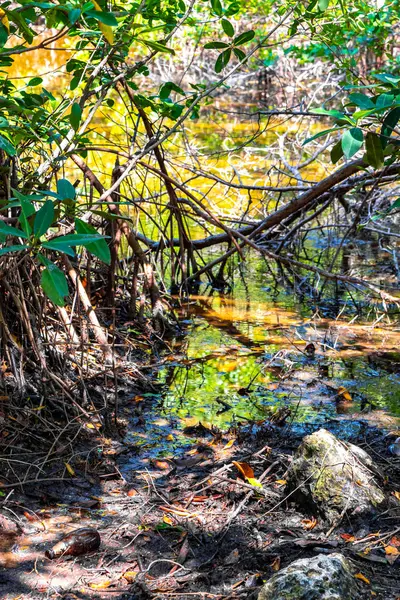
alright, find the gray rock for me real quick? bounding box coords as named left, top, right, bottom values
left=258, top=553, right=360, bottom=600
left=286, top=428, right=385, bottom=523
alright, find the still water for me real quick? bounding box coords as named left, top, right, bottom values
left=121, top=252, right=400, bottom=466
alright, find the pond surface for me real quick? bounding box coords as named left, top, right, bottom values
left=121, top=253, right=400, bottom=470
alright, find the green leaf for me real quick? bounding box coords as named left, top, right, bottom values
left=211, top=0, right=223, bottom=16
left=0, top=23, right=8, bottom=49
left=9, top=12, right=33, bottom=44
left=373, top=73, right=400, bottom=88
left=303, top=127, right=342, bottom=145
left=233, top=31, right=255, bottom=46
left=0, top=244, right=28, bottom=256
left=28, top=77, right=43, bottom=87
left=70, top=102, right=82, bottom=131
left=41, top=241, right=75, bottom=257
left=215, top=49, right=231, bottom=73
left=18, top=197, right=35, bottom=236
left=233, top=48, right=246, bottom=61
left=68, top=8, right=81, bottom=24
left=49, top=233, right=107, bottom=247
left=341, top=127, right=363, bottom=158
left=388, top=198, right=400, bottom=212
left=221, top=19, right=234, bottom=37
left=57, top=179, right=76, bottom=201
left=330, top=140, right=344, bottom=164
left=313, top=107, right=348, bottom=120
left=318, top=0, right=329, bottom=9
left=365, top=132, right=384, bottom=169
left=75, top=218, right=111, bottom=265
left=0, top=221, right=28, bottom=239
left=347, top=93, right=375, bottom=110
left=140, top=39, right=175, bottom=55
left=0, top=134, right=16, bottom=156
left=41, top=263, right=69, bottom=306
left=85, top=10, right=118, bottom=26
left=381, top=107, right=400, bottom=148
left=159, top=82, right=185, bottom=101
left=376, top=93, right=394, bottom=108
left=204, top=41, right=230, bottom=49
left=34, top=200, right=54, bottom=238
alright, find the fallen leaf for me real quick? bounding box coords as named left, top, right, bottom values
left=385, top=545, right=400, bottom=556
left=159, top=505, right=196, bottom=518
left=271, top=556, right=281, bottom=571
left=340, top=533, right=356, bottom=543
left=166, top=434, right=174, bottom=441
left=393, top=491, right=400, bottom=501
left=301, top=517, right=317, bottom=530
left=127, top=488, right=138, bottom=497
left=89, top=580, right=111, bottom=590
left=275, top=479, right=287, bottom=486
left=23, top=511, right=38, bottom=522
left=247, top=477, right=263, bottom=489
left=163, top=515, right=174, bottom=525
left=337, top=386, right=352, bottom=401
left=355, top=573, right=370, bottom=585
left=223, top=439, right=235, bottom=450
left=191, top=495, right=208, bottom=503
left=64, top=462, right=75, bottom=476
left=233, top=461, right=255, bottom=480
left=152, top=460, right=170, bottom=470
left=389, top=536, right=400, bottom=547
left=122, top=571, right=138, bottom=583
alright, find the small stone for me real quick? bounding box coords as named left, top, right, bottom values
left=258, top=553, right=360, bottom=600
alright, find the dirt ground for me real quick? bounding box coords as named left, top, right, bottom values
left=1, top=410, right=399, bottom=600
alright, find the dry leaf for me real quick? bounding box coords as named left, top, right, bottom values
left=232, top=461, right=255, bottom=480
left=159, top=505, right=196, bottom=518
left=191, top=495, right=208, bottom=503
left=223, top=439, right=235, bottom=450
left=89, top=580, right=111, bottom=590
left=23, top=511, right=38, bottom=522
left=301, top=517, right=317, bottom=530
left=275, top=479, right=287, bottom=486
left=389, top=536, right=400, bottom=547
left=166, top=434, right=174, bottom=441
left=64, top=462, right=75, bottom=476
left=385, top=545, right=400, bottom=556
left=271, top=556, right=281, bottom=571
left=393, top=491, right=400, bottom=501
left=163, top=515, right=174, bottom=525
left=122, top=571, right=138, bottom=583
left=354, top=573, right=370, bottom=585
left=127, top=488, right=138, bottom=497
left=340, top=533, right=356, bottom=542
left=152, top=460, right=170, bottom=470
left=337, top=386, right=352, bottom=401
